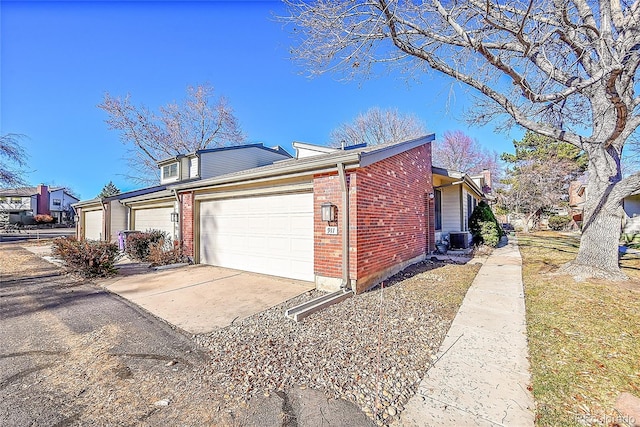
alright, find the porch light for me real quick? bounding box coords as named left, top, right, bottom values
left=170, top=212, right=179, bottom=223
left=321, top=202, right=337, bottom=223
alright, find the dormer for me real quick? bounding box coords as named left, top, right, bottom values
left=159, top=155, right=197, bottom=184
left=157, top=143, right=292, bottom=184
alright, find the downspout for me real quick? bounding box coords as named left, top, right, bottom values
left=101, top=199, right=108, bottom=242
left=172, top=188, right=181, bottom=242
left=337, top=162, right=351, bottom=290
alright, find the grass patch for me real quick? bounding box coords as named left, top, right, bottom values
left=519, top=232, right=640, bottom=426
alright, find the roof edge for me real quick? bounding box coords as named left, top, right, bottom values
left=360, top=134, right=435, bottom=168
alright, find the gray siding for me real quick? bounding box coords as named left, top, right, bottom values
left=199, top=147, right=289, bottom=179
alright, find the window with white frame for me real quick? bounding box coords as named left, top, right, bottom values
left=53, top=199, right=62, bottom=206
left=162, top=162, right=179, bottom=180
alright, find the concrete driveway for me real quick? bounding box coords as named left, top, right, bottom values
left=99, top=264, right=315, bottom=335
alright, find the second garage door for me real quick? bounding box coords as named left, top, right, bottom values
left=84, top=209, right=103, bottom=240
left=199, top=193, right=314, bottom=281
left=133, top=206, right=176, bottom=240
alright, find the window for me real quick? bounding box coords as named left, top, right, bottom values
left=434, top=189, right=442, bottom=230
left=162, top=163, right=178, bottom=180
left=53, top=199, right=62, bottom=206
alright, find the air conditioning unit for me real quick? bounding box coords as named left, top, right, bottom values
left=449, top=232, right=470, bottom=249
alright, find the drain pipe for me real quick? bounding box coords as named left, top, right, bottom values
left=337, top=162, right=351, bottom=290
left=172, top=188, right=181, bottom=242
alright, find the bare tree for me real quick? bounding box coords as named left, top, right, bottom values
left=330, top=107, right=427, bottom=147
left=99, top=84, right=245, bottom=185
left=502, top=160, right=570, bottom=233
left=0, top=133, right=27, bottom=188
left=284, top=0, right=640, bottom=280
left=432, top=130, right=500, bottom=177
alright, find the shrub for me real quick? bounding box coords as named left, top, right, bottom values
left=34, top=214, right=54, bottom=224
left=469, top=201, right=503, bottom=247
left=52, top=237, right=121, bottom=278
left=480, top=222, right=500, bottom=247
left=547, top=215, right=571, bottom=231
left=125, top=229, right=170, bottom=262
left=147, top=239, right=188, bottom=266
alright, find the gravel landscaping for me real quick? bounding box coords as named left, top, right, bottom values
left=195, top=260, right=481, bottom=425
left=3, top=241, right=482, bottom=426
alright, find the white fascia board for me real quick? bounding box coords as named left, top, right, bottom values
left=72, top=198, right=103, bottom=209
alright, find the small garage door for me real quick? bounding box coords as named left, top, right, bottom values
left=133, top=206, right=176, bottom=240
left=199, top=193, right=314, bottom=281
left=84, top=210, right=103, bottom=241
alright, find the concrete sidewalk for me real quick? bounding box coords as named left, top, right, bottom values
left=395, top=237, right=535, bottom=426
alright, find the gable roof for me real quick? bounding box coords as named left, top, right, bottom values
left=170, top=135, right=435, bottom=191
left=73, top=184, right=168, bottom=208
left=0, top=186, right=77, bottom=198
left=432, top=166, right=485, bottom=198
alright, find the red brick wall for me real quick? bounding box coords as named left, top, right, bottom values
left=37, top=184, right=50, bottom=215
left=353, top=145, right=432, bottom=289
left=313, top=144, right=433, bottom=292
left=313, top=173, right=349, bottom=278
left=180, top=191, right=195, bottom=257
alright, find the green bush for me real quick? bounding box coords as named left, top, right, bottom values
left=548, top=215, right=571, bottom=231
left=469, top=201, right=503, bottom=247
left=125, top=229, right=170, bottom=262
left=52, top=237, right=121, bottom=277
left=480, top=222, right=500, bottom=247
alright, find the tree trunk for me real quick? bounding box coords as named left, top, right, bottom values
left=560, top=148, right=626, bottom=281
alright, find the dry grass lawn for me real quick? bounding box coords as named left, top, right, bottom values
left=518, top=232, right=640, bottom=426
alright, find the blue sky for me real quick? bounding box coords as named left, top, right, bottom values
left=1, top=0, right=520, bottom=200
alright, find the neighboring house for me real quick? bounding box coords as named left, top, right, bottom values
left=432, top=167, right=488, bottom=249
left=623, top=194, right=640, bottom=234
left=74, top=143, right=292, bottom=242
left=569, top=175, right=640, bottom=234
left=0, top=184, right=79, bottom=225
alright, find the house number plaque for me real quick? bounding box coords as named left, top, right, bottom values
left=325, top=226, right=338, bottom=235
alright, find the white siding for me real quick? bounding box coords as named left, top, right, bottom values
left=199, top=193, right=314, bottom=281
left=109, top=201, right=128, bottom=242
left=441, top=186, right=461, bottom=234
left=199, top=147, right=289, bottom=179
left=189, top=156, right=199, bottom=178
left=84, top=210, right=103, bottom=240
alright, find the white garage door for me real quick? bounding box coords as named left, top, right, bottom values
left=84, top=210, right=103, bottom=241
left=133, top=207, right=176, bottom=240
left=199, top=193, right=314, bottom=281
left=133, top=207, right=176, bottom=239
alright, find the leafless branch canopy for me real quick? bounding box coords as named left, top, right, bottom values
left=0, top=133, right=28, bottom=188
left=284, top=0, right=640, bottom=153
left=329, top=106, right=427, bottom=147
left=98, top=84, right=245, bottom=185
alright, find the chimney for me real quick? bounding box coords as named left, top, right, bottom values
left=481, top=169, right=492, bottom=194
left=37, top=184, right=50, bottom=215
